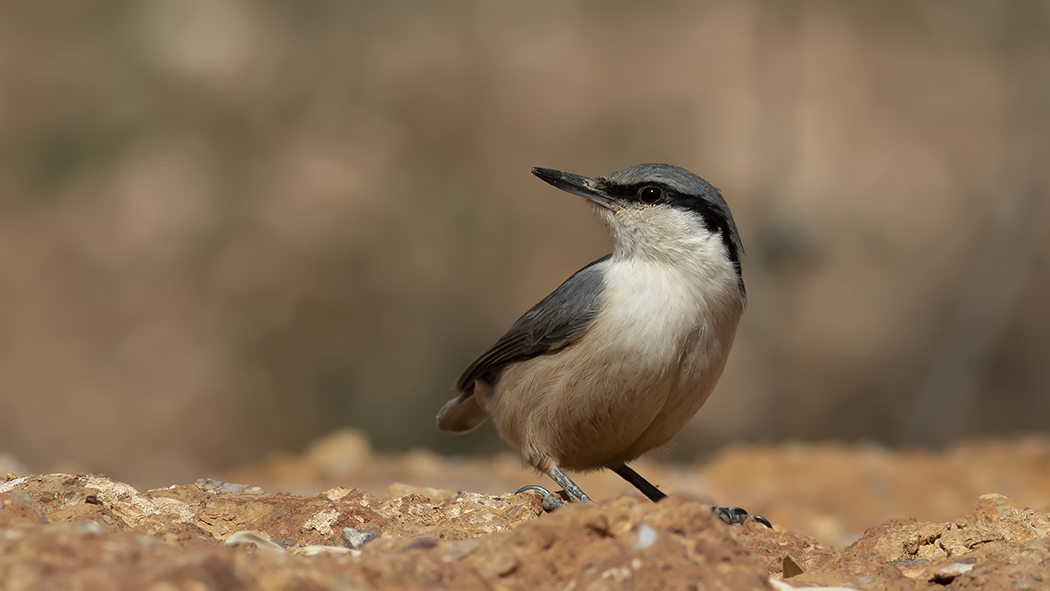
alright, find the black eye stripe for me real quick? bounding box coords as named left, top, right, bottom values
left=607, top=183, right=674, bottom=201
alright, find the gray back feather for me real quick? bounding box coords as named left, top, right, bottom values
left=454, top=255, right=610, bottom=392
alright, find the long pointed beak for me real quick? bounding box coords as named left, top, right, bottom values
left=532, top=167, right=614, bottom=209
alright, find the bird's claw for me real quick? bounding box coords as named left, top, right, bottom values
left=515, top=485, right=566, bottom=512
left=712, top=506, right=772, bottom=528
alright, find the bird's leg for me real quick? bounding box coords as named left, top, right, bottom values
left=611, top=463, right=772, bottom=528
left=546, top=465, right=591, bottom=503
left=611, top=464, right=667, bottom=501
left=514, top=465, right=591, bottom=511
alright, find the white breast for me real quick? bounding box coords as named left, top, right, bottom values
left=598, top=262, right=724, bottom=365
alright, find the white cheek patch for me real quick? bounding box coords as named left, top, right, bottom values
left=611, top=207, right=713, bottom=257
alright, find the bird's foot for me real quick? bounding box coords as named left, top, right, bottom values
left=515, top=464, right=593, bottom=512
left=712, top=506, right=772, bottom=528
left=515, top=485, right=567, bottom=512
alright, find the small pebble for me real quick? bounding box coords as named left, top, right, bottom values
left=442, top=540, right=480, bottom=562
left=195, top=478, right=264, bottom=495
left=542, top=494, right=565, bottom=512
left=933, top=562, right=975, bottom=583
left=341, top=527, right=378, bottom=550
left=10, top=491, right=47, bottom=524
left=297, top=545, right=355, bottom=556
left=782, top=554, right=805, bottom=578
left=82, top=522, right=104, bottom=535
left=272, top=538, right=298, bottom=549
left=401, top=536, right=439, bottom=552
left=225, top=530, right=286, bottom=555
left=630, top=523, right=657, bottom=550
left=769, top=580, right=860, bottom=591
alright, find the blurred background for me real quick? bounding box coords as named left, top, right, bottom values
left=1, top=0, right=1048, bottom=490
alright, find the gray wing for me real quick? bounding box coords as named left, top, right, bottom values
left=436, top=255, right=609, bottom=433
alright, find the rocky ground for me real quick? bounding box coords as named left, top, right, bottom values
left=2, top=432, right=1049, bottom=590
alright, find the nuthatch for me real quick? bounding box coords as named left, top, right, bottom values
left=438, top=164, right=769, bottom=527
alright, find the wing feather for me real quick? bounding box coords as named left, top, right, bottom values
left=437, top=255, right=609, bottom=432
left=454, top=254, right=609, bottom=392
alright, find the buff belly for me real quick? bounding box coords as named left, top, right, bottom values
left=488, top=316, right=739, bottom=472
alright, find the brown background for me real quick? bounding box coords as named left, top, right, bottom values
left=1, top=1, right=1048, bottom=489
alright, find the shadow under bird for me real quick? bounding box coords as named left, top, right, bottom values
left=438, top=163, right=769, bottom=527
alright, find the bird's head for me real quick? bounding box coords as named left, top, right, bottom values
left=532, top=164, right=744, bottom=286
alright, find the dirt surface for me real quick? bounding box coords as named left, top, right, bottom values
left=2, top=432, right=1050, bottom=590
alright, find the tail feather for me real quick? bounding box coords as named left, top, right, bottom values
left=436, top=390, right=489, bottom=433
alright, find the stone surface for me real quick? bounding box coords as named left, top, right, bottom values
left=0, top=473, right=544, bottom=549
left=0, top=476, right=771, bottom=590
left=226, top=431, right=1050, bottom=545
left=783, top=494, right=1050, bottom=590
left=2, top=437, right=1050, bottom=589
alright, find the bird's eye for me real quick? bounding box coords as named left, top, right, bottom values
left=639, top=186, right=663, bottom=204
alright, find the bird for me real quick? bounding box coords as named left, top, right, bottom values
left=437, top=163, right=769, bottom=526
